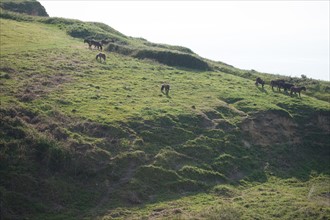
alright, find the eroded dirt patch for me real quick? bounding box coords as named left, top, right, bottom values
left=16, top=73, right=72, bottom=102
left=240, top=111, right=300, bottom=146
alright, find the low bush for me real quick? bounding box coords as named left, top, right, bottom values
left=134, top=50, right=210, bottom=70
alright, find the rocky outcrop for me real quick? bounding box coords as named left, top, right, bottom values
left=0, top=0, right=49, bottom=17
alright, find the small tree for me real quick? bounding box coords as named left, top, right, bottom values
left=301, top=74, right=307, bottom=79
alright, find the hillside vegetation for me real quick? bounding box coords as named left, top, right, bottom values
left=0, top=4, right=330, bottom=220
left=0, top=0, right=48, bottom=16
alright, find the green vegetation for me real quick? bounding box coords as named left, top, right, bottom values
left=0, top=5, right=329, bottom=220
left=0, top=0, right=48, bottom=17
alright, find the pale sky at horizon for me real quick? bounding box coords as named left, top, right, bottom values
left=39, top=1, right=329, bottom=81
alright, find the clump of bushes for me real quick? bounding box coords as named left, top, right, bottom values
left=135, top=50, right=210, bottom=70
left=106, top=43, right=210, bottom=70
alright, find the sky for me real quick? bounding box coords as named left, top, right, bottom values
left=39, top=1, right=329, bottom=81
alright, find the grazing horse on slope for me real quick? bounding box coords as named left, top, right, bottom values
left=84, top=39, right=92, bottom=48
left=91, top=40, right=103, bottom=50
left=161, top=83, right=170, bottom=95
left=84, top=39, right=103, bottom=50
left=255, top=77, right=265, bottom=88
left=270, top=79, right=285, bottom=91
left=280, top=83, right=294, bottom=92
left=96, top=52, right=106, bottom=62
left=290, top=86, right=306, bottom=97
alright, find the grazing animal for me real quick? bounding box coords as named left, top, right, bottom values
left=84, top=39, right=102, bottom=50
left=290, top=86, right=306, bottom=97
left=279, top=83, right=294, bottom=92
left=161, top=83, right=170, bottom=95
left=91, top=40, right=103, bottom=50
left=255, top=77, right=265, bottom=88
left=96, top=52, right=106, bottom=62
left=270, top=79, right=285, bottom=91
left=84, top=39, right=92, bottom=48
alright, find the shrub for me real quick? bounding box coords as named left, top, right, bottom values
left=134, top=50, right=210, bottom=70
left=143, top=42, right=194, bottom=54
left=66, top=24, right=99, bottom=39
left=106, top=43, right=136, bottom=56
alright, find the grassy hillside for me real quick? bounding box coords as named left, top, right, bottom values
left=0, top=7, right=329, bottom=220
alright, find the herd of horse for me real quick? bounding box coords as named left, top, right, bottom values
left=84, top=38, right=171, bottom=95
left=83, top=38, right=306, bottom=98
left=256, top=77, right=306, bottom=97
left=84, top=38, right=107, bottom=62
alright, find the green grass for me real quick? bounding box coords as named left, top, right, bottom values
left=98, top=175, right=329, bottom=219
left=1, top=9, right=329, bottom=220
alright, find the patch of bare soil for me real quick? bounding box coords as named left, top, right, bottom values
left=199, top=110, right=238, bottom=132
left=240, top=111, right=301, bottom=146
left=16, top=73, right=72, bottom=102
left=87, top=162, right=138, bottom=218
left=315, top=114, right=330, bottom=133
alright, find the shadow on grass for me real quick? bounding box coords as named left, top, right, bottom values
left=161, top=91, right=171, bottom=99
left=257, top=87, right=268, bottom=94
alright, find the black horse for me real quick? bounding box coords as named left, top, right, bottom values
left=255, top=77, right=265, bottom=88
left=84, top=39, right=92, bottom=48
left=96, top=52, right=106, bottom=62
left=279, top=82, right=294, bottom=92
left=270, top=79, right=285, bottom=91
left=91, top=40, right=102, bottom=50
left=290, top=86, right=306, bottom=97
left=161, top=83, right=170, bottom=95
left=84, top=39, right=102, bottom=50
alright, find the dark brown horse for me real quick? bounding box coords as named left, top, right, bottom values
left=96, top=52, right=106, bottom=62
left=161, top=83, right=170, bottom=95
left=84, top=39, right=92, bottom=48
left=280, top=82, right=294, bottom=92
left=290, top=86, right=306, bottom=97
left=270, top=79, right=285, bottom=91
left=84, top=39, right=102, bottom=50
left=255, top=77, right=265, bottom=88
left=91, top=40, right=102, bottom=50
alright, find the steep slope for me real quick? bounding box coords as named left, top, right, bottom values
left=0, top=7, right=329, bottom=220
